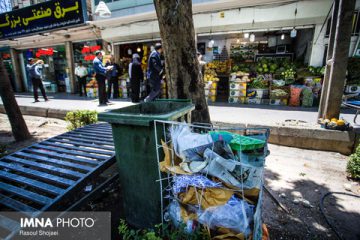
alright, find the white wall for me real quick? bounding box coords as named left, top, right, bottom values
left=102, top=0, right=332, bottom=43
left=309, top=0, right=360, bottom=67
left=309, top=24, right=326, bottom=67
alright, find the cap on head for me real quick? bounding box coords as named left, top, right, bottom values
left=155, top=43, right=162, bottom=50
left=28, top=58, right=33, bottom=62
left=95, top=50, right=102, bottom=56
left=78, top=60, right=82, bottom=64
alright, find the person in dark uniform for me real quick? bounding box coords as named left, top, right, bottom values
left=93, top=51, right=112, bottom=106
left=105, top=57, right=122, bottom=99
left=26, top=58, right=48, bottom=103
left=130, top=53, right=143, bottom=103
left=144, top=43, right=163, bottom=102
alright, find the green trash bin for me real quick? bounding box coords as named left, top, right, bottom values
left=98, top=100, right=194, bottom=228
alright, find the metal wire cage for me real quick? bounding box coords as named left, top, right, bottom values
left=154, top=120, right=270, bottom=240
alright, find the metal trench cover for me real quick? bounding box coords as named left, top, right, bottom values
left=0, top=123, right=116, bottom=239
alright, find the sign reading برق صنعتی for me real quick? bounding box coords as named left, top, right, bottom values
left=0, top=0, right=87, bottom=39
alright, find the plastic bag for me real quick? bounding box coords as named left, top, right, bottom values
left=302, top=87, right=313, bottom=107
left=164, top=200, right=197, bottom=233
left=170, top=124, right=213, bottom=160
left=202, top=149, right=264, bottom=189
left=289, top=85, right=303, bottom=106
left=164, top=200, right=183, bottom=227
left=172, top=174, right=222, bottom=195
left=182, top=141, right=235, bottom=162
left=198, top=195, right=254, bottom=236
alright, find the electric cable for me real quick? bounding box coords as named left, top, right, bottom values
left=319, top=191, right=360, bottom=240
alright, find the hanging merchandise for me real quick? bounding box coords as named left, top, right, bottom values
left=35, top=48, right=54, bottom=57
left=250, top=33, right=255, bottom=42
left=291, top=4, right=298, bottom=38
left=208, top=39, right=215, bottom=48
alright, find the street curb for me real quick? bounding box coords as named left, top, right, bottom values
left=47, top=108, right=68, bottom=119
left=0, top=104, right=68, bottom=120
left=1, top=103, right=355, bottom=155
left=20, top=106, right=48, bottom=117
left=214, top=121, right=356, bottom=155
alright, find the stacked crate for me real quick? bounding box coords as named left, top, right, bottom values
left=228, top=72, right=249, bottom=103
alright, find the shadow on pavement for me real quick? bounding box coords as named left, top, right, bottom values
left=264, top=168, right=360, bottom=240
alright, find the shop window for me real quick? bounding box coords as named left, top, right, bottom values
left=23, top=46, right=68, bottom=93
left=73, top=40, right=103, bottom=79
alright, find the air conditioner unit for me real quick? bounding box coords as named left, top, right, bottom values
left=345, top=85, right=360, bottom=94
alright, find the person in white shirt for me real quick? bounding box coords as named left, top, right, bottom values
left=75, top=61, right=88, bottom=97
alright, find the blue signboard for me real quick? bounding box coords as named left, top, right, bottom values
left=0, top=0, right=88, bottom=40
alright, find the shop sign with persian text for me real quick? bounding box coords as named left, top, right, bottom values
left=0, top=0, right=87, bottom=39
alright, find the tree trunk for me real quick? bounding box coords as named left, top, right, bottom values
left=153, top=0, right=211, bottom=123
left=0, top=58, right=31, bottom=141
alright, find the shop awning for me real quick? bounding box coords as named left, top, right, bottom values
left=92, top=0, right=332, bottom=43
left=0, top=25, right=100, bottom=50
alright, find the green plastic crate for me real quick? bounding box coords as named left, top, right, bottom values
left=210, top=131, right=266, bottom=151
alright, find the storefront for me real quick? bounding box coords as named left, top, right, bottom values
left=0, top=0, right=99, bottom=94
left=22, top=45, right=68, bottom=93
left=94, top=0, right=333, bottom=105
left=114, top=40, right=165, bottom=99
left=196, top=27, right=324, bottom=107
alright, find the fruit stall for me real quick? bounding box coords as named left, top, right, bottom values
left=201, top=39, right=326, bottom=107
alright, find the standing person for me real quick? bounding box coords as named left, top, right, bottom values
left=105, top=57, right=121, bottom=99
left=75, top=61, right=88, bottom=97
left=130, top=53, right=143, bottom=103
left=144, top=43, right=163, bottom=102
left=93, top=51, right=112, bottom=106
left=26, top=58, right=48, bottom=103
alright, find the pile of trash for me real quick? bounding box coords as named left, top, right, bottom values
left=158, top=124, right=270, bottom=240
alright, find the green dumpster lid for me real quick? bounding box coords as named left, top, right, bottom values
left=98, top=101, right=195, bottom=126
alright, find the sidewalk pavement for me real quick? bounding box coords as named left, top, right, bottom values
left=0, top=93, right=357, bottom=155
left=0, top=93, right=356, bottom=127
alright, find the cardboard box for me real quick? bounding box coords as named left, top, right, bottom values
left=229, top=89, right=246, bottom=97
left=228, top=97, right=239, bottom=103
left=270, top=99, right=288, bottom=105
left=229, top=82, right=246, bottom=90
left=248, top=98, right=262, bottom=105
left=248, top=98, right=269, bottom=105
